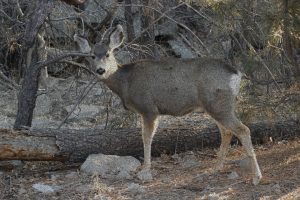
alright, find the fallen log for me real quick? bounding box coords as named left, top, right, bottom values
left=0, top=119, right=299, bottom=162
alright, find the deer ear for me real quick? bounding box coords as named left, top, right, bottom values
left=109, top=25, right=124, bottom=50
left=74, top=34, right=92, bottom=53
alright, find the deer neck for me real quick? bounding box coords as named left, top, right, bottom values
left=102, top=67, right=126, bottom=98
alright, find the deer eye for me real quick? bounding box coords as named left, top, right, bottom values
left=105, top=53, right=109, bottom=58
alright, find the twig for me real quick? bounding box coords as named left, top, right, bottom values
left=35, top=52, right=94, bottom=70
left=104, top=93, right=113, bottom=129
left=60, top=60, right=98, bottom=76
left=57, top=76, right=98, bottom=129
left=0, top=79, right=14, bottom=90
left=0, top=70, right=20, bottom=89
left=118, top=3, right=209, bottom=55
left=15, top=0, right=24, bottom=17
left=0, top=9, right=24, bottom=24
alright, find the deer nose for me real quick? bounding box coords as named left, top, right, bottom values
left=96, top=68, right=105, bottom=75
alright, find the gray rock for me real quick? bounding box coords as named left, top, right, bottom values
left=116, top=170, right=132, bottom=180
left=0, top=116, right=14, bottom=129
left=137, top=169, right=153, bottom=182
left=227, top=171, right=239, bottom=180
left=81, top=154, right=141, bottom=179
left=126, top=183, right=145, bottom=194
left=75, top=184, right=90, bottom=193
left=168, top=37, right=195, bottom=58
left=18, top=188, right=27, bottom=195
left=32, top=183, right=56, bottom=193
left=180, top=152, right=200, bottom=168
left=47, top=2, right=77, bottom=38
left=272, top=184, right=282, bottom=194
left=65, top=171, right=78, bottom=179
left=34, top=94, right=52, bottom=116
left=65, top=104, right=104, bottom=122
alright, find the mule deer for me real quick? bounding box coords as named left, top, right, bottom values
left=75, top=25, right=262, bottom=185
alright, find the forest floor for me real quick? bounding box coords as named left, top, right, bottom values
left=0, top=137, right=299, bottom=200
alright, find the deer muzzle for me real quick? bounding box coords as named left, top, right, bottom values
left=96, top=68, right=105, bottom=75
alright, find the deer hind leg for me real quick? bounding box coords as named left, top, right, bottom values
left=214, top=123, right=233, bottom=171
left=137, top=114, right=158, bottom=181
left=222, top=118, right=262, bottom=185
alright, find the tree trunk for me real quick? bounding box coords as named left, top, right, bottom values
left=14, top=0, right=54, bottom=130
left=1, top=120, right=299, bottom=162
left=124, top=0, right=135, bottom=42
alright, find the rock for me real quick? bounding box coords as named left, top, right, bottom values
left=181, top=159, right=199, bottom=168
left=137, top=169, right=153, bottom=182
left=32, top=183, right=56, bottom=193
left=126, top=183, right=145, bottom=194
left=65, top=171, right=78, bottom=179
left=168, top=37, right=195, bottom=58
left=116, top=170, right=132, bottom=180
left=65, top=105, right=104, bottom=122
left=47, top=1, right=77, bottom=38
left=0, top=116, right=14, bottom=129
left=18, top=188, right=27, bottom=195
left=34, top=94, right=52, bottom=116
left=272, top=184, right=282, bottom=194
left=75, top=184, right=90, bottom=193
left=50, top=174, right=60, bottom=181
left=80, top=154, right=141, bottom=179
left=227, top=171, right=239, bottom=180
left=180, top=152, right=200, bottom=168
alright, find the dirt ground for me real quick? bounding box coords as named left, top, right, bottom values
left=0, top=137, right=299, bottom=200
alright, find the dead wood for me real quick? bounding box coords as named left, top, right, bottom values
left=1, top=119, right=299, bottom=162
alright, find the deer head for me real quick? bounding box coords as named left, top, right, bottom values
left=74, top=25, right=124, bottom=80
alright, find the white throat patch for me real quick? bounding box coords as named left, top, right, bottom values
left=229, top=71, right=242, bottom=96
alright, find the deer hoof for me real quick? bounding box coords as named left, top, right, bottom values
left=252, top=174, right=262, bottom=185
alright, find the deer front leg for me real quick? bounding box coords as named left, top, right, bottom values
left=214, top=124, right=233, bottom=171
left=137, top=115, right=158, bottom=181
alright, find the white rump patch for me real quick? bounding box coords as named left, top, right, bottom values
left=229, top=72, right=242, bottom=96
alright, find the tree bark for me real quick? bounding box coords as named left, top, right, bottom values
left=14, top=0, right=54, bottom=130
left=124, top=0, right=135, bottom=42
left=2, top=120, right=299, bottom=162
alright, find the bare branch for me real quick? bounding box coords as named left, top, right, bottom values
left=0, top=68, right=20, bottom=90
left=118, top=3, right=209, bottom=55
left=57, top=78, right=98, bottom=129
left=15, top=0, right=24, bottom=17
left=35, top=52, right=94, bottom=70
left=60, top=60, right=98, bottom=76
